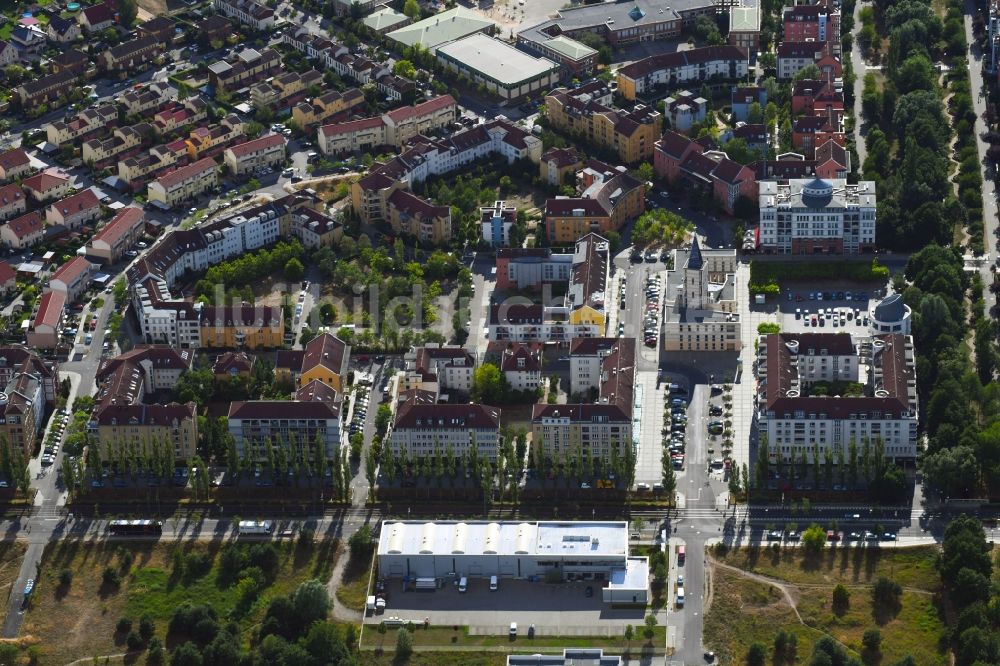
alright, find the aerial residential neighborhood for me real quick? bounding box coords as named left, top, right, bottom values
left=0, top=0, right=995, bottom=663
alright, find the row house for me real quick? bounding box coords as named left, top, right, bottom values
left=82, top=123, right=154, bottom=169
left=223, top=133, right=287, bottom=176
left=137, top=16, right=178, bottom=46
left=282, top=28, right=347, bottom=64
left=0, top=148, right=31, bottom=183
left=185, top=114, right=244, bottom=160
left=207, top=47, right=281, bottom=94
left=777, top=41, right=842, bottom=81
left=45, top=104, right=119, bottom=146
left=100, top=36, right=164, bottom=75
left=616, top=45, right=749, bottom=101
left=152, top=98, right=210, bottom=137
left=17, top=70, right=76, bottom=110
left=291, top=88, right=364, bottom=129
left=46, top=15, right=81, bottom=43
left=147, top=157, right=219, bottom=208
left=375, top=73, right=416, bottom=103
left=26, top=290, right=65, bottom=350
left=118, top=139, right=189, bottom=190
left=212, top=0, right=276, bottom=31
left=386, top=189, right=452, bottom=245
left=22, top=171, right=72, bottom=203
left=317, top=94, right=458, bottom=155
left=48, top=256, right=96, bottom=302
left=0, top=184, right=27, bottom=222
left=654, top=130, right=757, bottom=214
left=45, top=188, right=102, bottom=231
left=1, top=211, right=45, bottom=249
left=50, top=49, right=91, bottom=77
left=249, top=69, right=323, bottom=113
left=544, top=87, right=661, bottom=164
left=120, top=84, right=186, bottom=118
left=87, top=206, right=144, bottom=264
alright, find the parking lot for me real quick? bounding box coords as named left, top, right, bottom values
left=366, top=578, right=652, bottom=634
left=778, top=287, right=878, bottom=336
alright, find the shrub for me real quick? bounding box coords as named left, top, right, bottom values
left=126, top=629, right=143, bottom=650
left=396, top=627, right=413, bottom=658
left=102, top=566, right=120, bottom=587
left=832, top=584, right=850, bottom=615
left=139, top=614, right=156, bottom=641
left=59, top=568, right=73, bottom=587
left=117, top=617, right=133, bottom=634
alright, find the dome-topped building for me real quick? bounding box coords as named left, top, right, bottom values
left=870, top=293, right=911, bottom=335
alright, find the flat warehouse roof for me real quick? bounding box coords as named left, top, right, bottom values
left=438, top=34, right=559, bottom=85
left=379, top=520, right=628, bottom=557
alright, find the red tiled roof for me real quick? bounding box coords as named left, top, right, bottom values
left=23, top=171, right=69, bottom=193
left=227, top=133, right=286, bottom=158
left=92, top=206, right=143, bottom=247
left=385, top=94, right=456, bottom=123
left=0, top=148, right=29, bottom=172
left=0, top=262, right=15, bottom=284
left=5, top=211, right=43, bottom=239
left=49, top=188, right=100, bottom=217
left=394, top=399, right=500, bottom=430
left=34, top=290, right=66, bottom=329
left=0, top=184, right=24, bottom=207
left=50, top=256, right=92, bottom=286
left=302, top=333, right=349, bottom=375
left=81, top=3, right=115, bottom=25
left=154, top=157, right=217, bottom=190
left=320, top=116, right=385, bottom=137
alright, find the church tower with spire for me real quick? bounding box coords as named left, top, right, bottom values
left=682, top=237, right=706, bottom=311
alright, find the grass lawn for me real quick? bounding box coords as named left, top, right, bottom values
left=363, top=624, right=666, bottom=652
left=336, top=554, right=372, bottom=612
left=705, top=545, right=949, bottom=666
left=714, top=543, right=941, bottom=591
left=22, top=536, right=339, bottom=665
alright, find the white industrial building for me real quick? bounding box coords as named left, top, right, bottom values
left=377, top=520, right=649, bottom=604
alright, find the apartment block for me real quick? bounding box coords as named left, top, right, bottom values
left=207, top=47, right=281, bottom=93
left=480, top=200, right=517, bottom=247
left=756, top=333, right=918, bottom=463
left=291, top=88, right=365, bottom=129
left=17, top=70, right=75, bottom=109
left=545, top=87, right=661, bottom=164
left=388, top=392, right=501, bottom=460
left=615, top=46, right=748, bottom=101
left=317, top=94, right=457, bottom=155
left=100, top=36, right=164, bottom=74
left=386, top=189, right=451, bottom=245
left=533, top=337, right=634, bottom=460
left=228, top=400, right=341, bottom=460
left=654, top=131, right=757, bottom=214
left=199, top=304, right=284, bottom=349
left=544, top=162, right=645, bottom=244
left=399, top=345, right=476, bottom=395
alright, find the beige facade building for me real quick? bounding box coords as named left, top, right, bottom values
left=147, top=158, right=218, bottom=208
left=224, top=133, right=287, bottom=176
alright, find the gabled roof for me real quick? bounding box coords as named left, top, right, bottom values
left=5, top=211, right=44, bottom=239
left=227, top=133, right=286, bottom=158
left=0, top=263, right=15, bottom=284
left=501, top=344, right=541, bottom=373
left=81, top=3, right=115, bottom=25
left=320, top=116, right=385, bottom=137
left=385, top=94, right=456, bottom=123
left=655, top=130, right=697, bottom=160
left=302, top=333, right=349, bottom=376
left=0, top=148, right=30, bottom=172
left=33, top=290, right=66, bottom=329
left=92, top=206, right=143, bottom=247
left=49, top=189, right=100, bottom=217
left=153, top=157, right=217, bottom=190
left=394, top=398, right=500, bottom=430
left=23, top=170, right=69, bottom=193
left=50, top=256, right=92, bottom=286
left=0, top=184, right=25, bottom=207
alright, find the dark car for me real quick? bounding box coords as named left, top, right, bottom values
left=630, top=250, right=643, bottom=263
left=585, top=586, right=593, bottom=597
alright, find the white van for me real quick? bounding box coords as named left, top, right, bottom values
left=676, top=587, right=685, bottom=607
left=458, top=576, right=468, bottom=592
left=490, top=575, right=498, bottom=591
